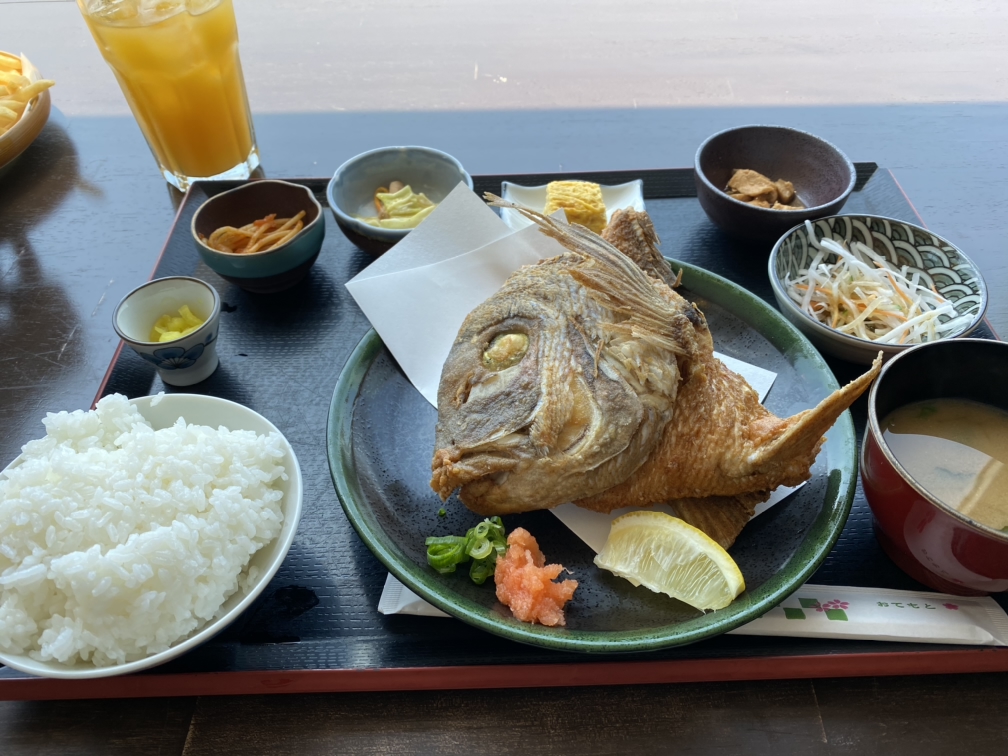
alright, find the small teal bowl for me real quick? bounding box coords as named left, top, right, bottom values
left=327, top=146, right=473, bottom=256
left=191, top=180, right=325, bottom=293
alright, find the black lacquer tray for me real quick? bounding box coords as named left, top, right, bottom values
left=3, top=165, right=1006, bottom=700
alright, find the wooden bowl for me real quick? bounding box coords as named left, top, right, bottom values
left=0, top=77, right=51, bottom=177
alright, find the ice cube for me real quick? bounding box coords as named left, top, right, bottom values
left=86, top=0, right=140, bottom=23
left=138, top=0, right=186, bottom=25
left=186, top=0, right=220, bottom=15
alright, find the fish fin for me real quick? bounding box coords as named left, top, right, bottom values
left=668, top=494, right=761, bottom=550
left=748, top=352, right=882, bottom=470
left=572, top=494, right=759, bottom=548
left=601, top=208, right=679, bottom=289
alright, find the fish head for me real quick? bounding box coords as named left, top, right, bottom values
left=431, top=261, right=674, bottom=515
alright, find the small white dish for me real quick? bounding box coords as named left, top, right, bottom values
left=113, top=276, right=221, bottom=386
left=499, top=179, right=645, bottom=231
left=0, top=393, right=304, bottom=679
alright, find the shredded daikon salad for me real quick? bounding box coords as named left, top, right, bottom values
left=784, top=221, right=974, bottom=345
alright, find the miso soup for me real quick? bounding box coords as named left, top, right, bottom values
left=882, top=399, right=1008, bottom=532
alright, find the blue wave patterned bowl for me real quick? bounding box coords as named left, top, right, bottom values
left=769, top=215, right=987, bottom=364
left=113, top=276, right=222, bottom=386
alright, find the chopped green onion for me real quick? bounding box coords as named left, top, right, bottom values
left=424, top=535, right=467, bottom=573
left=438, top=508, right=446, bottom=517
left=467, top=538, right=494, bottom=560
left=469, top=559, right=496, bottom=585
left=426, top=517, right=508, bottom=585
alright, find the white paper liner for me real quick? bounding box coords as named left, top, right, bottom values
left=378, top=573, right=449, bottom=618
left=378, top=576, right=1008, bottom=645
left=727, top=584, right=1008, bottom=646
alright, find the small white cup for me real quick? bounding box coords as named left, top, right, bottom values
left=113, top=277, right=221, bottom=386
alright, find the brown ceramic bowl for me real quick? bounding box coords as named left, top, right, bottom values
left=695, top=125, right=855, bottom=242
left=191, top=180, right=325, bottom=294
left=861, top=338, right=1008, bottom=595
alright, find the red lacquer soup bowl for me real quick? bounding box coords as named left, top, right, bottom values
left=862, top=338, right=1008, bottom=595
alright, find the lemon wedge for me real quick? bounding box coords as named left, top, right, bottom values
left=594, top=511, right=745, bottom=611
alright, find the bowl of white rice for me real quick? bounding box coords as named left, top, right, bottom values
left=0, top=393, right=303, bottom=679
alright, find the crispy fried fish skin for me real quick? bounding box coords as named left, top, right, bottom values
left=600, top=208, right=680, bottom=289
left=576, top=351, right=881, bottom=512
left=432, top=207, right=708, bottom=514
left=431, top=197, right=881, bottom=529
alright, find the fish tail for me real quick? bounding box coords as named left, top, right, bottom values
left=748, top=352, right=882, bottom=470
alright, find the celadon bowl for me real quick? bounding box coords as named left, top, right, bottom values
left=327, top=146, right=473, bottom=256
left=327, top=258, right=858, bottom=652
left=0, top=393, right=303, bottom=679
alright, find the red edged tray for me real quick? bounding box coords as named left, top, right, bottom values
left=2, top=165, right=1005, bottom=701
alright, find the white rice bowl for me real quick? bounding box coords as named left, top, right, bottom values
left=0, top=393, right=303, bottom=679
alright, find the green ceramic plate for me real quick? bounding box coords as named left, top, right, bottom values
left=327, top=259, right=856, bottom=653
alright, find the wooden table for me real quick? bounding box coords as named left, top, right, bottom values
left=1, top=102, right=1008, bottom=754
left=9, top=3, right=1008, bottom=750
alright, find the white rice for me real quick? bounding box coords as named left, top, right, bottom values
left=0, top=394, right=286, bottom=667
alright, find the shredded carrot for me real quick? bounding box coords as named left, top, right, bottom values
left=783, top=222, right=976, bottom=345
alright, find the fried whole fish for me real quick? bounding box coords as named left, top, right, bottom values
left=431, top=199, right=881, bottom=547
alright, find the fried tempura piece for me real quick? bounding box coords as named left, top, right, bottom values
left=725, top=170, right=805, bottom=210
left=494, top=528, right=577, bottom=626
left=774, top=179, right=797, bottom=205
left=726, top=169, right=778, bottom=204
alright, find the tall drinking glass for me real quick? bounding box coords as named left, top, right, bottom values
left=76, top=0, right=259, bottom=191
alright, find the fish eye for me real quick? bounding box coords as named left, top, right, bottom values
left=482, top=332, right=529, bottom=372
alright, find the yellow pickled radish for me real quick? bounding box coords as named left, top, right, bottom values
left=149, top=305, right=206, bottom=343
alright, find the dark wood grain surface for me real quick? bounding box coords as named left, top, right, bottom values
left=2, top=106, right=1008, bottom=751
left=2, top=676, right=1007, bottom=755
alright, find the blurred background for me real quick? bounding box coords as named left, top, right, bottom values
left=6, top=1, right=1007, bottom=114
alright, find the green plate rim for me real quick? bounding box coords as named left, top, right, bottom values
left=327, top=258, right=856, bottom=653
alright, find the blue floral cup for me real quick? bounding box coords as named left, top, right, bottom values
left=113, top=277, right=221, bottom=386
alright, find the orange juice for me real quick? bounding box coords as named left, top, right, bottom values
left=78, top=0, right=258, bottom=189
